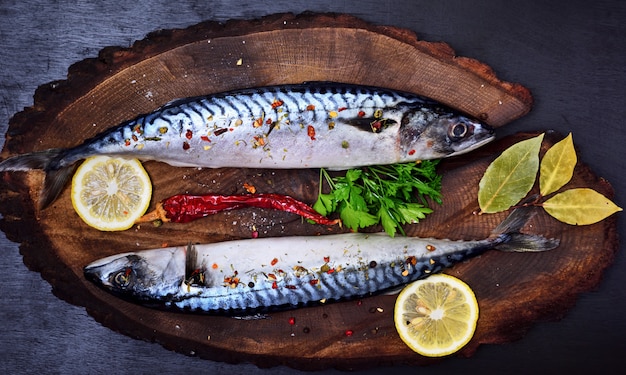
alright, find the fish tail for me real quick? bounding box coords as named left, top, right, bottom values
left=491, top=202, right=560, bottom=252
left=0, top=148, right=77, bottom=209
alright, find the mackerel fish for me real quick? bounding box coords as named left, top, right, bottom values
left=84, top=206, right=559, bottom=315
left=0, top=82, right=494, bottom=208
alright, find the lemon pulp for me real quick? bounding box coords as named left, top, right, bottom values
left=71, top=156, right=152, bottom=231
left=394, top=274, right=479, bottom=357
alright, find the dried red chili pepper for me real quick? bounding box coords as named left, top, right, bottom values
left=136, top=193, right=341, bottom=226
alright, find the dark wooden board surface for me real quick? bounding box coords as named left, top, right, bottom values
left=1, top=1, right=624, bottom=374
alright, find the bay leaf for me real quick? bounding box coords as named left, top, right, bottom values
left=478, top=133, right=544, bottom=213
left=540, top=133, right=577, bottom=196
left=542, top=188, right=622, bottom=225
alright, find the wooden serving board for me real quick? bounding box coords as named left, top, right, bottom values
left=0, top=13, right=618, bottom=370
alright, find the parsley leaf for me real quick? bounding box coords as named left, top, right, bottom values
left=314, top=160, right=442, bottom=237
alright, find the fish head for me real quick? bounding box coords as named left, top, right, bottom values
left=84, top=248, right=185, bottom=302
left=399, top=110, right=495, bottom=159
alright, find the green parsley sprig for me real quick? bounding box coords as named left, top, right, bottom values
left=313, top=161, right=442, bottom=237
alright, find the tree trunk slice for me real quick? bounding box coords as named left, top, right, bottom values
left=0, top=13, right=618, bottom=370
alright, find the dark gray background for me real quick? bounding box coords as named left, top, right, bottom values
left=1, top=1, right=624, bottom=373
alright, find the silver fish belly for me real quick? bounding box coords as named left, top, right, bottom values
left=0, top=83, right=494, bottom=208
left=83, top=206, right=558, bottom=315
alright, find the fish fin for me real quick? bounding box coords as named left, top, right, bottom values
left=491, top=200, right=560, bottom=252
left=184, top=243, right=198, bottom=278
left=0, top=149, right=75, bottom=209
left=382, top=285, right=405, bottom=295
left=185, top=242, right=198, bottom=280
left=184, top=243, right=208, bottom=287
left=345, top=117, right=397, bottom=133
left=40, top=163, right=78, bottom=209
left=0, top=149, right=64, bottom=171
left=232, top=313, right=271, bottom=320
left=490, top=205, right=537, bottom=237
left=494, top=233, right=560, bottom=252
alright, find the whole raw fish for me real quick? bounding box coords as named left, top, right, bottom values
left=84, top=206, right=558, bottom=315
left=0, top=82, right=494, bottom=208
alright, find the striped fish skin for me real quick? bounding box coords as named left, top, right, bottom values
left=83, top=207, right=559, bottom=315
left=0, top=82, right=494, bottom=208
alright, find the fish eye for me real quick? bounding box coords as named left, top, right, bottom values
left=112, top=267, right=134, bottom=288
left=448, top=123, right=469, bottom=141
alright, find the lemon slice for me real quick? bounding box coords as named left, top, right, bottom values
left=71, top=156, right=152, bottom=231
left=394, top=274, right=479, bottom=357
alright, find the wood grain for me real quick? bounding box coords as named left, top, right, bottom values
left=0, top=13, right=618, bottom=370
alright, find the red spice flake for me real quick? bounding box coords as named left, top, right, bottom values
left=270, top=257, right=279, bottom=266
left=267, top=273, right=277, bottom=281
left=344, top=330, right=354, bottom=337
left=309, top=279, right=319, bottom=286
left=271, top=281, right=278, bottom=289
left=265, top=118, right=273, bottom=125
left=251, top=230, right=259, bottom=238
left=285, top=285, right=297, bottom=290
left=211, top=263, right=219, bottom=269
left=408, top=149, right=416, bottom=156
left=323, top=256, right=330, bottom=263
left=271, top=99, right=284, bottom=109
left=326, top=268, right=335, bottom=274
left=185, top=129, right=193, bottom=140
left=161, top=243, right=168, bottom=248
left=371, top=121, right=382, bottom=132
left=124, top=139, right=131, bottom=146
left=253, top=117, right=264, bottom=128
left=288, top=317, right=296, bottom=325
left=200, top=135, right=211, bottom=142
left=426, top=244, right=436, bottom=252
left=133, top=124, right=142, bottom=134
left=338, top=107, right=347, bottom=112
left=131, top=134, right=138, bottom=142
left=243, top=182, right=256, bottom=194
left=307, top=125, right=316, bottom=140
left=406, top=256, right=417, bottom=266
left=253, top=136, right=265, bottom=147
left=357, top=110, right=366, bottom=118
left=306, top=104, right=316, bottom=111
left=224, top=275, right=240, bottom=287
left=182, top=142, right=190, bottom=150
